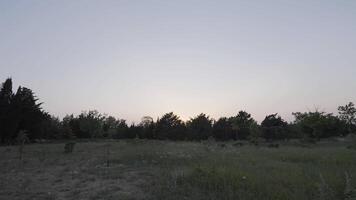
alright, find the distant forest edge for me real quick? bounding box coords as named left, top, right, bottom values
left=1, top=78, right=355, bottom=144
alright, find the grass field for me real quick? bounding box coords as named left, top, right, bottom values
left=0, top=139, right=355, bottom=200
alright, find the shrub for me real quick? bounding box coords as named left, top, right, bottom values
left=293, top=111, right=347, bottom=139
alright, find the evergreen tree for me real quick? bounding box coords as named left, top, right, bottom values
left=0, top=78, right=14, bottom=143
left=0, top=78, right=47, bottom=142
left=186, top=113, right=213, bottom=140
left=212, top=117, right=234, bottom=140
left=155, top=112, right=186, bottom=140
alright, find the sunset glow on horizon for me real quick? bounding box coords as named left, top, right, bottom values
left=1, top=0, right=355, bottom=123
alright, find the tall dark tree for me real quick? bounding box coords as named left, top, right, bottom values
left=13, top=87, right=47, bottom=140
left=39, top=114, right=63, bottom=139
left=57, top=115, right=74, bottom=139
left=338, top=102, right=356, bottom=134
left=77, top=110, right=105, bottom=138
left=186, top=113, right=213, bottom=140
left=0, top=78, right=47, bottom=142
left=125, top=123, right=141, bottom=139
left=63, top=114, right=80, bottom=138
left=261, top=113, right=288, bottom=141
left=230, top=111, right=256, bottom=140
left=155, top=112, right=186, bottom=140
left=114, top=119, right=129, bottom=139
left=212, top=117, right=234, bottom=140
left=0, top=78, right=13, bottom=103
left=103, top=116, right=120, bottom=137
left=138, top=116, right=155, bottom=139
left=0, top=78, right=14, bottom=143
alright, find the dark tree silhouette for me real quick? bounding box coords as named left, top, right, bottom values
left=39, top=114, right=63, bottom=139
left=103, top=116, right=120, bottom=137
left=113, top=119, right=129, bottom=139
left=230, top=111, right=256, bottom=140
left=0, top=78, right=14, bottom=143
left=77, top=110, right=104, bottom=138
left=63, top=114, right=80, bottom=138
left=13, top=86, right=47, bottom=140
left=212, top=117, right=234, bottom=141
left=1, top=78, right=354, bottom=143
left=261, top=113, right=288, bottom=141
left=293, top=111, right=347, bottom=139
left=186, top=113, right=213, bottom=140
left=138, top=116, right=155, bottom=139
left=338, top=102, right=356, bottom=134
left=0, top=78, right=47, bottom=143
left=155, top=112, right=186, bottom=140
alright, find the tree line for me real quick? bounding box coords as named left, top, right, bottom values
left=1, top=78, right=355, bottom=144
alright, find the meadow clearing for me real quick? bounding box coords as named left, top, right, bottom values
left=0, top=139, right=355, bottom=200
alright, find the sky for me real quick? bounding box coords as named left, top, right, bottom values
left=1, top=0, right=356, bottom=123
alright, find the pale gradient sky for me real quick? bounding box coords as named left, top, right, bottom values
left=1, top=0, right=356, bottom=123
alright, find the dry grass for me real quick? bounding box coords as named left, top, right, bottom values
left=0, top=139, right=355, bottom=200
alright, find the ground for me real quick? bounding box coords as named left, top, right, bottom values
left=0, top=139, right=355, bottom=200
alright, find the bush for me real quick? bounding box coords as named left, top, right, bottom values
left=293, top=111, right=347, bottom=139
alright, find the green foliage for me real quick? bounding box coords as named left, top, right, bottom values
left=14, top=87, right=47, bottom=140
left=114, top=119, right=129, bottom=139
left=248, top=122, right=261, bottom=145
left=63, top=112, right=129, bottom=139
left=138, top=116, right=155, bottom=139
left=261, top=113, right=289, bottom=141
left=102, top=116, right=118, bottom=137
left=39, top=115, right=63, bottom=139
left=230, top=111, right=257, bottom=140
left=293, top=111, right=347, bottom=139
left=0, top=78, right=14, bottom=143
left=77, top=110, right=105, bottom=138
left=155, top=112, right=186, bottom=140
left=212, top=117, right=235, bottom=141
left=62, top=114, right=77, bottom=139
left=0, top=78, right=47, bottom=143
left=338, top=102, right=356, bottom=134
left=1, top=78, right=355, bottom=143
left=1, top=139, right=356, bottom=200
left=186, top=113, right=213, bottom=140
